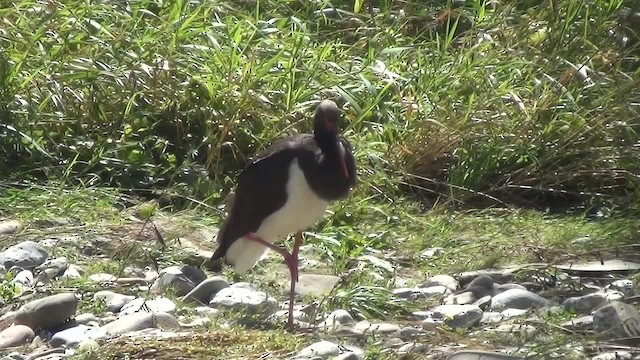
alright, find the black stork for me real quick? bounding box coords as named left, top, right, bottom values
left=207, top=99, right=357, bottom=330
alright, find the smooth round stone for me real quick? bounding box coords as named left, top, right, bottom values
left=14, top=293, right=78, bottom=331
left=102, top=312, right=179, bottom=336
left=74, top=313, right=100, bottom=325
left=182, top=276, right=230, bottom=304
left=297, top=340, right=340, bottom=358
left=490, top=289, right=549, bottom=311
left=150, top=265, right=206, bottom=297
left=0, top=325, right=35, bottom=349
left=12, top=270, right=34, bottom=287
left=423, top=274, right=459, bottom=292
left=61, top=265, right=83, bottom=279
left=563, top=291, right=623, bottom=314
left=352, top=320, right=401, bottom=335
left=0, top=220, right=22, bottom=235
left=318, top=309, right=353, bottom=330
left=93, top=290, right=135, bottom=312
left=609, top=279, right=633, bottom=293
left=0, top=241, right=48, bottom=270
left=427, top=304, right=483, bottom=329
left=209, top=287, right=277, bottom=314
left=49, top=325, right=106, bottom=348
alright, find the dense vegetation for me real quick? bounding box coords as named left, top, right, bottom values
left=1, top=0, right=639, bottom=212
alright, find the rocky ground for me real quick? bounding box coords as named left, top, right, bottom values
left=0, top=214, right=639, bottom=360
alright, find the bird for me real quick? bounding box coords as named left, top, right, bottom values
left=206, top=99, right=357, bottom=330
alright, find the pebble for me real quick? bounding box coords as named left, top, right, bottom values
left=593, top=301, right=640, bottom=338
left=563, top=291, right=623, bottom=314
left=591, top=352, right=632, bottom=360
left=425, top=304, right=483, bottom=329
left=12, top=270, right=34, bottom=287
left=75, top=313, right=100, bottom=325
left=49, top=325, right=106, bottom=348
left=318, top=309, right=354, bottom=330
left=352, top=320, right=401, bottom=335
left=61, top=265, right=83, bottom=279
left=35, top=257, right=68, bottom=276
left=120, top=297, right=176, bottom=315
left=297, top=340, right=340, bottom=358
left=608, top=279, right=634, bottom=294
left=13, top=293, right=78, bottom=331
left=102, top=312, right=180, bottom=336
left=0, top=325, right=35, bottom=349
left=489, top=289, right=549, bottom=311
left=209, top=287, right=277, bottom=314
left=444, top=291, right=476, bottom=305
left=423, top=274, right=459, bottom=292
left=182, top=276, right=229, bottom=304
left=150, top=265, right=206, bottom=297
left=0, top=241, right=48, bottom=270
left=93, top=290, right=135, bottom=312
left=0, top=220, right=22, bottom=235
left=296, top=274, right=340, bottom=296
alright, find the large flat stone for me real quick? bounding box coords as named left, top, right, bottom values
left=296, top=274, right=340, bottom=296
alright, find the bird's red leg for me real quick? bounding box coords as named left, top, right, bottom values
left=243, top=232, right=299, bottom=331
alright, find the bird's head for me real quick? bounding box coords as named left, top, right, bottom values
left=313, top=99, right=341, bottom=137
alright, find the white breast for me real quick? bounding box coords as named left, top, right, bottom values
left=225, top=159, right=329, bottom=273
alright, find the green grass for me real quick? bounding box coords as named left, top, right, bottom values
left=0, top=0, right=638, bottom=209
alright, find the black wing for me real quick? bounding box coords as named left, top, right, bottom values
left=210, top=135, right=312, bottom=262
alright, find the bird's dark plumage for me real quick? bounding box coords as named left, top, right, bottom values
left=209, top=100, right=356, bottom=272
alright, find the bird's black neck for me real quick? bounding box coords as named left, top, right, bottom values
left=314, top=133, right=340, bottom=157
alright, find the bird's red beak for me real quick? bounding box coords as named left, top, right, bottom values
left=340, top=155, right=348, bottom=179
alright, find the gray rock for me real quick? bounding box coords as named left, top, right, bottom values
left=61, top=265, right=82, bottom=279
left=493, top=283, right=527, bottom=294
left=35, top=257, right=68, bottom=276
left=14, top=293, right=78, bottom=330
left=194, top=307, right=220, bottom=316
left=352, top=320, right=401, bottom=335
left=297, top=340, right=340, bottom=357
left=357, top=255, right=394, bottom=273
left=426, top=304, right=483, bottom=329
left=93, top=290, right=135, bottom=312
left=12, top=270, right=34, bottom=288
left=0, top=241, right=47, bottom=270
left=102, top=312, right=180, bottom=336
left=182, top=276, right=229, bottom=304
left=473, top=295, right=492, bottom=310
left=0, top=325, right=35, bottom=349
left=591, top=352, right=632, bottom=360
left=49, top=325, right=106, bottom=348
left=466, top=274, right=499, bottom=297
left=563, top=291, right=623, bottom=314
left=490, top=289, right=549, bottom=311
left=318, top=309, right=353, bottom=330
left=120, top=297, right=176, bottom=316
left=74, top=313, right=100, bottom=325
left=150, top=265, right=206, bottom=297
left=561, top=315, right=593, bottom=331
left=296, top=274, right=340, bottom=296
left=209, top=287, right=277, bottom=314
left=423, top=274, right=459, bottom=292
left=593, top=301, right=640, bottom=338
left=0, top=220, right=22, bottom=235
left=608, top=279, right=634, bottom=294
left=88, top=273, right=117, bottom=283
left=481, top=312, right=505, bottom=324
left=444, top=291, right=476, bottom=305
left=447, top=350, right=524, bottom=359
